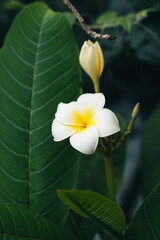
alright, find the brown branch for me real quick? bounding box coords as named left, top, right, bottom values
left=63, top=0, right=116, bottom=40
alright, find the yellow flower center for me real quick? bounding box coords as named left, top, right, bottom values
left=71, top=107, right=96, bottom=131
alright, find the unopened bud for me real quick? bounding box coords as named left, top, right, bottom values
left=132, top=103, right=140, bottom=119
left=79, top=40, right=104, bottom=85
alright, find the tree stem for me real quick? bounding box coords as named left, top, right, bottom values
left=104, top=155, right=115, bottom=202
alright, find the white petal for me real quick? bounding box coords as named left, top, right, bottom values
left=94, top=42, right=104, bottom=77
left=55, top=101, right=81, bottom=126
left=52, top=119, right=80, bottom=141
left=70, top=126, right=99, bottom=154
left=77, top=93, right=105, bottom=116
left=93, top=109, right=120, bottom=137
left=79, top=42, right=90, bottom=74
left=86, top=40, right=94, bottom=47
left=87, top=45, right=99, bottom=82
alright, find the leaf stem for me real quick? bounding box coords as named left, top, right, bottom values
left=104, top=155, right=116, bottom=202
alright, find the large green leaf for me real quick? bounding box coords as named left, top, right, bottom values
left=0, top=3, right=81, bottom=224
left=124, top=183, right=160, bottom=240
left=0, top=202, right=78, bottom=240
left=141, top=104, right=160, bottom=196
left=58, top=189, right=126, bottom=239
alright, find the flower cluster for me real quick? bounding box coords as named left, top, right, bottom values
left=51, top=40, right=120, bottom=154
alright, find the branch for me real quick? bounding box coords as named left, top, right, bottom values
left=63, top=0, right=116, bottom=40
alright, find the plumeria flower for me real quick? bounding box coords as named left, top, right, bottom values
left=79, top=40, right=104, bottom=84
left=52, top=93, right=120, bottom=155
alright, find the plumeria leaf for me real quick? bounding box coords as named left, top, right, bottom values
left=141, top=105, right=160, bottom=197
left=124, top=183, right=160, bottom=240
left=0, top=202, right=78, bottom=240
left=0, top=2, right=81, bottom=224
left=96, top=11, right=118, bottom=25
left=58, top=189, right=126, bottom=239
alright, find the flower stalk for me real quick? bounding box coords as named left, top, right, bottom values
left=113, top=103, right=140, bottom=151
left=94, top=80, right=100, bottom=93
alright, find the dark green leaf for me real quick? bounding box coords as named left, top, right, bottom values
left=58, top=189, right=125, bottom=239
left=124, top=183, right=160, bottom=240
left=141, top=104, right=160, bottom=196
left=0, top=202, right=78, bottom=240
left=0, top=2, right=81, bottom=224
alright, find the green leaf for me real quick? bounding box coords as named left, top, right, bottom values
left=0, top=202, right=78, bottom=240
left=124, top=183, right=160, bottom=240
left=96, top=11, right=118, bottom=25
left=58, top=189, right=126, bottom=239
left=117, top=14, right=134, bottom=33
left=0, top=2, right=81, bottom=225
left=141, top=105, right=160, bottom=197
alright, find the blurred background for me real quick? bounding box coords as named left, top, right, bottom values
left=0, top=0, right=160, bottom=238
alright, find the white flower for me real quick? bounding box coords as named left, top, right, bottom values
left=52, top=93, right=120, bottom=155
left=79, top=40, right=104, bottom=84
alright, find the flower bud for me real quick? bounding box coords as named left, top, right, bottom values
left=79, top=40, right=104, bottom=85
left=132, top=103, right=140, bottom=119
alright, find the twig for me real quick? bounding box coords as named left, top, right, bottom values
left=63, top=0, right=116, bottom=40
left=113, top=103, right=140, bottom=151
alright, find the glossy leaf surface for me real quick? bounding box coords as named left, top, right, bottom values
left=141, top=105, right=160, bottom=196
left=124, top=183, right=160, bottom=240
left=58, top=189, right=125, bottom=239
left=0, top=202, right=78, bottom=240
left=0, top=2, right=81, bottom=224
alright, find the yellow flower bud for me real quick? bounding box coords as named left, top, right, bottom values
left=79, top=40, right=104, bottom=86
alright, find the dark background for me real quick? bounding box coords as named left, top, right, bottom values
left=0, top=0, right=160, bottom=226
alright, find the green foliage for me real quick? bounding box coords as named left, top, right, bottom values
left=141, top=104, right=160, bottom=197
left=0, top=2, right=81, bottom=225
left=0, top=202, right=78, bottom=240
left=124, top=183, right=160, bottom=240
left=96, top=11, right=118, bottom=26
left=58, top=189, right=126, bottom=239
left=117, top=14, right=134, bottom=33
left=96, top=9, right=155, bottom=33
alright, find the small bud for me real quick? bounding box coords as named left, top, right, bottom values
left=79, top=40, right=104, bottom=85
left=132, top=103, right=140, bottom=119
